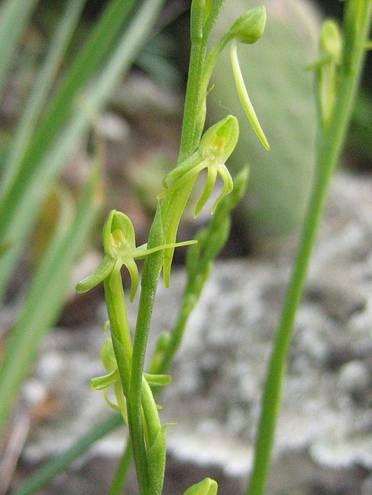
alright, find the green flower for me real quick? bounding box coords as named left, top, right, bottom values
left=160, top=116, right=238, bottom=286
left=90, top=332, right=128, bottom=419
left=77, top=210, right=195, bottom=301
left=90, top=326, right=171, bottom=420
left=307, top=20, right=343, bottom=126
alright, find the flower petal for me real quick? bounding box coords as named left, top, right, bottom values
left=90, top=368, right=119, bottom=390
left=230, top=41, right=270, bottom=150
left=76, top=256, right=115, bottom=293
left=194, top=166, right=218, bottom=217
left=124, top=257, right=140, bottom=302
left=211, top=164, right=234, bottom=213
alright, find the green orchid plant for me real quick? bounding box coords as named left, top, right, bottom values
left=14, top=1, right=371, bottom=494
left=159, top=5, right=270, bottom=288
left=76, top=3, right=270, bottom=494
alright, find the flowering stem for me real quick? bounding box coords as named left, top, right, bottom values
left=246, top=4, right=372, bottom=495
left=178, top=1, right=209, bottom=161
left=127, top=208, right=164, bottom=495
left=127, top=3, right=221, bottom=491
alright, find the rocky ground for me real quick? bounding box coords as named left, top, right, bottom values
left=4, top=170, right=372, bottom=494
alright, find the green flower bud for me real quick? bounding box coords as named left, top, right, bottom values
left=228, top=6, right=267, bottom=45
left=199, top=115, right=239, bottom=163
left=320, top=20, right=342, bottom=63
left=184, top=478, right=218, bottom=495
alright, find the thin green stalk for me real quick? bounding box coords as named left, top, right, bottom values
left=124, top=3, right=230, bottom=489
left=105, top=270, right=133, bottom=396
left=127, top=209, right=164, bottom=495
left=246, top=4, right=372, bottom=495
left=178, top=38, right=208, bottom=161
left=14, top=415, right=122, bottom=495
left=178, top=1, right=209, bottom=162
left=125, top=15, right=212, bottom=476
left=124, top=4, right=213, bottom=483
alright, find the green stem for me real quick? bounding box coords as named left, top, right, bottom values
left=126, top=2, right=216, bottom=487
left=14, top=415, right=122, bottom=495
left=246, top=5, right=372, bottom=495
left=104, top=269, right=132, bottom=395
left=127, top=208, right=164, bottom=495
left=178, top=33, right=208, bottom=161
left=158, top=298, right=194, bottom=374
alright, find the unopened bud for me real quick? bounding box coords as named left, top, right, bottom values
left=320, top=20, right=342, bottom=63
left=183, top=478, right=218, bottom=495
left=228, top=6, right=267, bottom=45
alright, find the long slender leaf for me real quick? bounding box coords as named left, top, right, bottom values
left=0, top=164, right=102, bottom=433
left=0, top=0, right=136, bottom=299
left=0, top=0, right=38, bottom=98
left=1, top=0, right=86, bottom=193
left=1, top=0, right=135, bottom=199
left=14, top=414, right=122, bottom=495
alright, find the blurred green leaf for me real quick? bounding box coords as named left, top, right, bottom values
left=0, top=0, right=137, bottom=299
left=0, top=0, right=38, bottom=98
left=0, top=163, right=102, bottom=433
left=1, top=0, right=86, bottom=192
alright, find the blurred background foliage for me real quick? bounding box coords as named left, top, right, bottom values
left=3, top=0, right=368, bottom=246
left=0, top=0, right=370, bottom=306
left=0, top=0, right=370, bottom=491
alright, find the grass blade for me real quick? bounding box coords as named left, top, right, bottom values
left=0, top=164, right=102, bottom=433
left=1, top=0, right=86, bottom=192
left=14, top=415, right=122, bottom=495
left=0, top=0, right=136, bottom=299
left=0, top=0, right=38, bottom=98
